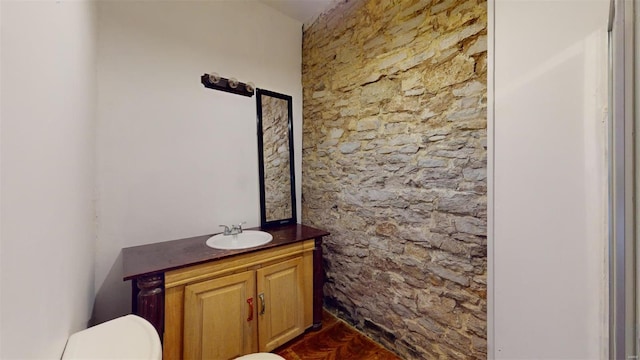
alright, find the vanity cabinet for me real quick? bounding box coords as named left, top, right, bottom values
left=257, top=256, right=307, bottom=351
left=163, top=239, right=314, bottom=359
left=183, top=270, right=256, bottom=359
left=122, top=224, right=329, bottom=360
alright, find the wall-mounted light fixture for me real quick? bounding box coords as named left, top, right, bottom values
left=201, top=72, right=255, bottom=97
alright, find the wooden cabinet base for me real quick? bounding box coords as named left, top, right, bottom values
left=312, top=237, right=323, bottom=330
left=133, top=274, right=164, bottom=336
left=130, top=238, right=324, bottom=359
left=257, top=257, right=305, bottom=351
left=183, top=271, right=257, bottom=359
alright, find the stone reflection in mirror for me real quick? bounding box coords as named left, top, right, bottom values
left=257, top=89, right=296, bottom=227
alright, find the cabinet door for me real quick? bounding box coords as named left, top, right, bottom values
left=184, top=270, right=257, bottom=359
left=256, top=256, right=305, bottom=351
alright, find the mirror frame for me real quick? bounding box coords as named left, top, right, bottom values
left=256, top=88, right=297, bottom=228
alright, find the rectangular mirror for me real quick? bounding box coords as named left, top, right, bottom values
left=256, top=88, right=297, bottom=227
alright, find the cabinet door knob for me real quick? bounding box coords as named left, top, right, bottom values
left=247, top=297, right=254, bottom=322
left=259, top=293, right=266, bottom=315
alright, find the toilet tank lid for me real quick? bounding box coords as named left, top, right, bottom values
left=62, top=315, right=161, bottom=360
left=235, top=354, right=286, bottom=360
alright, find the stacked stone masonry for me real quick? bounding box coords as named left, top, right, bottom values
left=301, top=0, right=487, bottom=358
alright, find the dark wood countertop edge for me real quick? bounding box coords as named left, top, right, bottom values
left=122, top=224, right=330, bottom=281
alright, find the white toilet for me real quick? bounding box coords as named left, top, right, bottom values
left=62, top=315, right=162, bottom=359
left=62, top=314, right=284, bottom=360
left=235, top=353, right=285, bottom=360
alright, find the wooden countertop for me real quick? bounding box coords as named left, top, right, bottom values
left=122, top=224, right=330, bottom=280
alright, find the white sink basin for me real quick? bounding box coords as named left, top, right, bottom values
left=206, top=230, right=273, bottom=250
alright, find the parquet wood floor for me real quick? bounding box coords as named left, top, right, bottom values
left=274, top=310, right=401, bottom=360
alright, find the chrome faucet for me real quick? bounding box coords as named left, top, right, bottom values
left=219, top=222, right=246, bottom=236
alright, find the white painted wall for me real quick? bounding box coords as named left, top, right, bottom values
left=0, top=1, right=97, bottom=358
left=491, top=0, right=609, bottom=358
left=94, top=1, right=302, bottom=323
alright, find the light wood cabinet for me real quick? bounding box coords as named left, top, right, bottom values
left=163, top=240, right=314, bottom=360
left=183, top=271, right=257, bottom=359
left=256, top=257, right=304, bottom=351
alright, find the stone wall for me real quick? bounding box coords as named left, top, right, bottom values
left=261, top=95, right=292, bottom=221
left=301, top=0, right=487, bottom=358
